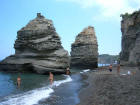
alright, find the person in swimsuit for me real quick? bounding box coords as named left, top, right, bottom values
left=109, top=64, right=113, bottom=72
left=17, top=76, right=21, bottom=88
left=49, top=72, right=54, bottom=85
left=66, top=67, right=70, bottom=75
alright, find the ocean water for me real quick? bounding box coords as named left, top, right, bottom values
left=98, top=63, right=110, bottom=67
left=0, top=69, right=89, bottom=105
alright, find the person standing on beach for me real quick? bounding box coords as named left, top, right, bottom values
left=17, top=76, right=21, bottom=88
left=49, top=72, right=54, bottom=85
left=117, top=64, right=120, bottom=74
left=109, top=64, right=113, bottom=72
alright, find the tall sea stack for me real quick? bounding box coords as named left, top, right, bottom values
left=120, top=10, right=140, bottom=66
left=0, top=13, right=69, bottom=74
left=70, top=26, right=98, bottom=69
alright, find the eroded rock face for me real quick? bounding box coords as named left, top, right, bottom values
left=70, top=26, right=98, bottom=69
left=120, top=11, right=140, bottom=66
left=0, top=13, right=69, bottom=74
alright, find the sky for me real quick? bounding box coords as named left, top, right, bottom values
left=0, top=0, right=140, bottom=60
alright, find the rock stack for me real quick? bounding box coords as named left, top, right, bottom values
left=120, top=10, right=140, bottom=66
left=0, top=13, right=69, bottom=74
left=70, top=26, right=98, bottom=69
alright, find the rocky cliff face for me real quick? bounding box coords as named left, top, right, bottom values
left=0, top=13, right=69, bottom=74
left=120, top=10, right=140, bottom=66
left=70, top=26, right=98, bottom=69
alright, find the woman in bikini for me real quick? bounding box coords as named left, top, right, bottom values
left=17, top=76, right=21, bottom=88
left=66, top=67, right=71, bottom=75
left=49, top=72, right=54, bottom=85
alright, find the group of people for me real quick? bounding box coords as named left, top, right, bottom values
left=49, top=67, right=71, bottom=85
left=109, top=64, right=137, bottom=76
left=108, top=64, right=120, bottom=74
left=16, top=67, right=71, bottom=88
left=17, top=65, right=122, bottom=88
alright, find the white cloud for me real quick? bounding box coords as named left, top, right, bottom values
left=57, top=0, right=140, bottom=21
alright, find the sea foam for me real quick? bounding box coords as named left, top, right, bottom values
left=52, top=75, right=72, bottom=87
left=80, top=69, right=90, bottom=73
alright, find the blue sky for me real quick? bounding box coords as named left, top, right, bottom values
left=0, top=0, right=140, bottom=60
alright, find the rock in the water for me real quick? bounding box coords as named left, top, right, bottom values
left=120, top=10, right=140, bottom=66
left=0, top=13, right=69, bottom=74
left=70, top=26, right=98, bottom=69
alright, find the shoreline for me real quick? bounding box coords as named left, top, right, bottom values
left=77, top=66, right=140, bottom=105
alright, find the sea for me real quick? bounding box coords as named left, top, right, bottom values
left=0, top=64, right=105, bottom=105
left=0, top=69, right=92, bottom=105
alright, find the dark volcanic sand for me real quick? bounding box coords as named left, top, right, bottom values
left=78, top=66, right=140, bottom=105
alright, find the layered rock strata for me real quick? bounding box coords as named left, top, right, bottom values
left=0, top=13, right=69, bottom=74
left=70, top=26, right=98, bottom=69
left=120, top=10, right=140, bottom=66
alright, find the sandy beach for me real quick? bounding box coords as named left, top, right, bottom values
left=78, top=66, right=140, bottom=105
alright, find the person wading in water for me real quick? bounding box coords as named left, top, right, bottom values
left=17, top=76, right=21, bottom=88
left=49, top=72, right=54, bottom=85
left=66, top=67, right=71, bottom=75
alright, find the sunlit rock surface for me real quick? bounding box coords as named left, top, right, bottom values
left=70, top=26, right=98, bottom=69
left=0, top=13, right=69, bottom=74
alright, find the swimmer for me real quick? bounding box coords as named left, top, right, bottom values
left=49, top=72, right=54, bottom=85
left=66, top=67, right=70, bottom=75
left=17, top=76, right=21, bottom=88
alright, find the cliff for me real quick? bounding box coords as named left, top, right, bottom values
left=0, top=13, right=69, bottom=74
left=120, top=10, right=140, bottom=66
left=70, top=26, right=98, bottom=69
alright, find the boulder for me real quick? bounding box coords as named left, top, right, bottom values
left=0, top=13, right=69, bottom=74
left=70, top=26, right=98, bottom=69
left=120, top=10, right=140, bottom=66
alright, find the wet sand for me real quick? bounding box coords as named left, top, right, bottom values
left=78, top=66, right=140, bottom=105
